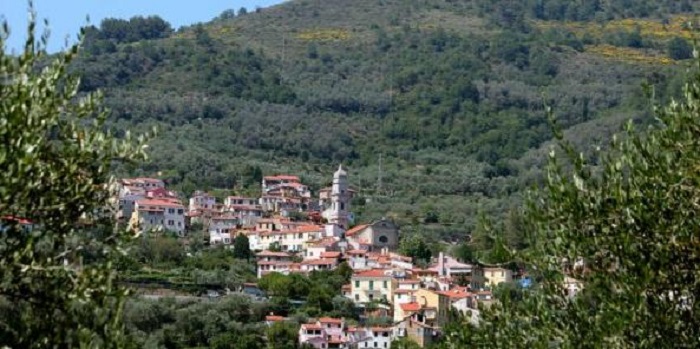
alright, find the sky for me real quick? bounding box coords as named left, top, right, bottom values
left=1, top=0, right=286, bottom=53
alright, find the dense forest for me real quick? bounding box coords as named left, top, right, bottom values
left=73, top=0, right=697, bottom=246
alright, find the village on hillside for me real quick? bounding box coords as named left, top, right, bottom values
left=113, top=166, right=582, bottom=348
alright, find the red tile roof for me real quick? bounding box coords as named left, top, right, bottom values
left=257, top=250, right=292, bottom=257
left=319, top=317, right=343, bottom=324
left=320, top=251, right=341, bottom=258
left=353, top=269, right=390, bottom=278
left=1, top=216, right=33, bottom=225
left=137, top=198, right=184, bottom=208
left=438, top=289, right=471, bottom=300
left=345, top=224, right=369, bottom=237
left=265, top=315, right=285, bottom=322
left=399, top=279, right=421, bottom=284
left=301, top=258, right=337, bottom=266
left=400, top=302, right=422, bottom=312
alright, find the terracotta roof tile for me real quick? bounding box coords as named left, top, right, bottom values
left=318, top=317, right=343, bottom=324
left=345, top=224, right=369, bottom=237
left=256, top=250, right=292, bottom=257
left=353, top=269, right=390, bottom=278
left=400, top=302, right=422, bottom=312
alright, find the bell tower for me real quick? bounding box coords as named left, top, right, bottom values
left=329, top=164, right=349, bottom=229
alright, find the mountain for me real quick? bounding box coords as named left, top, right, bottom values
left=73, top=0, right=698, bottom=242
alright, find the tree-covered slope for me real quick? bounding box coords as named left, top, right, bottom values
left=75, top=0, right=698, bottom=242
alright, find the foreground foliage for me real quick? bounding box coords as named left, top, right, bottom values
left=444, top=58, right=700, bottom=348
left=0, top=12, right=148, bottom=348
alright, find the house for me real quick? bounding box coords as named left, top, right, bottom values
left=117, top=193, right=145, bottom=222
left=471, top=265, right=513, bottom=290
left=130, top=198, right=186, bottom=236
left=256, top=250, right=294, bottom=278
left=412, top=289, right=451, bottom=328
left=345, top=219, right=399, bottom=252
left=438, top=286, right=472, bottom=314
left=189, top=191, right=216, bottom=212
left=265, top=313, right=287, bottom=326
left=298, top=317, right=346, bottom=349
left=209, top=214, right=238, bottom=245
left=348, top=327, right=392, bottom=349
left=394, top=300, right=422, bottom=323
left=224, top=196, right=258, bottom=207
left=431, top=252, right=472, bottom=280
left=393, top=313, right=440, bottom=348
left=350, top=269, right=396, bottom=305
left=146, top=187, right=178, bottom=199
left=300, top=258, right=339, bottom=273
left=120, top=177, right=165, bottom=190
left=262, top=175, right=311, bottom=199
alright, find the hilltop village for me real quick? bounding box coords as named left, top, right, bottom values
left=114, top=166, right=579, bottom=348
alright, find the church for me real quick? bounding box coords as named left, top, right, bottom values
left=321, top=165, right=399, bottom=251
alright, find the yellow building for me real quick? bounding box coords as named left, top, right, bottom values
left=412, top=289, right=451, bottom=328
left=350, top=269, right=397, bottom=305
left=471, top=265, right=513, bottom=290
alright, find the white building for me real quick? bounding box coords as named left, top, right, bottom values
left=189, top=191, right=216, bottom=212
left=130, top=198, right=186, bottom=236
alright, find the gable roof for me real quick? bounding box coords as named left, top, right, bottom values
left=345, top=224, right=369, bottom=237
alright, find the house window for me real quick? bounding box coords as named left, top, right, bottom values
left=383, top=280, right=388, bottom=289
left=355, top=280, right=359, bottom=288
left=168, top=208, right=174, bottom=214
left=369, top=281, right=374, bottom=290
left=378, top=235, right=388, bottom=244
left=374, top=342, right=378, bottom=348
left=355, top=294, right=359, bottom=301
left=177, top=209, right=183, bottom=214
left=384, top=343, right=388, bottom=348
left=340, top=202, right=345, bottom=210
left=168, top=220, right=174, bottom=226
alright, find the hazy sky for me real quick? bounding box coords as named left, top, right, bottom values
left=2, top=0, right=286, bottom=52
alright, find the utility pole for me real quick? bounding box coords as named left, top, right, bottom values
left=377, top=153, right=383, bottom=196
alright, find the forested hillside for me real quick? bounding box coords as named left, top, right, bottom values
left=75, top=0, right=698, bottom=245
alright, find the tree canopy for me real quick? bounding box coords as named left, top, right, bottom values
left=443, top=57, right=700, bottom=349
left=0, top=11, right=149, bottom=347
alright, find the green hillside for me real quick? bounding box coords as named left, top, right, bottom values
left=74, top=0, right=697, bottom=242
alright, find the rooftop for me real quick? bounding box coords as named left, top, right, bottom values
left=353, top=269, right=390, bottom=278
left=345, top=224, right=369, bottom=237
left=400, top=302, right=422, bottom=312
left=256, top=250, right=292, bottom=257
